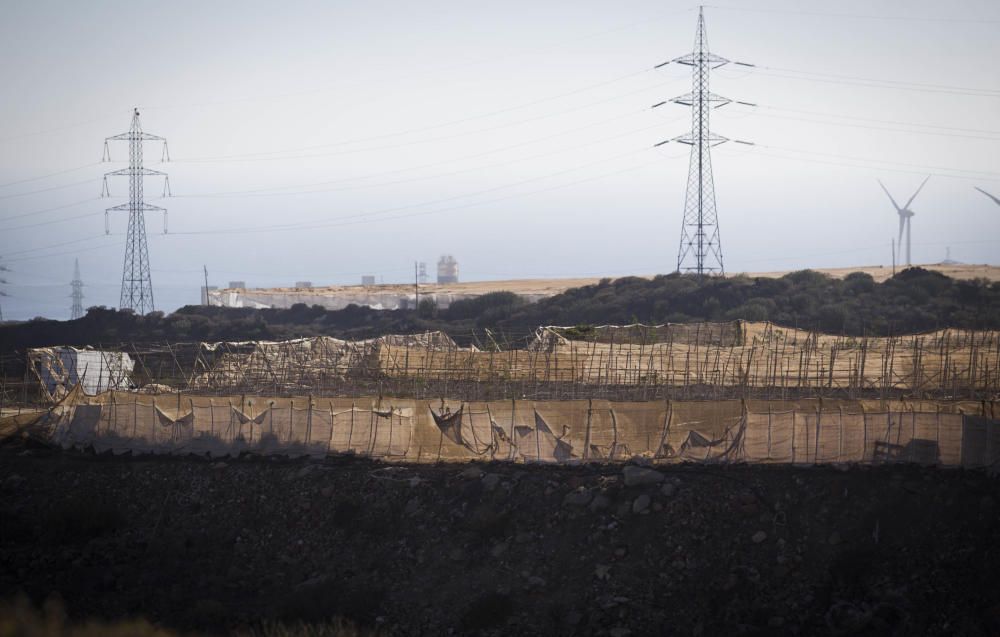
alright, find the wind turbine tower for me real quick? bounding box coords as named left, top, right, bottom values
left=70, top=259, right=84, bottom=320
left=878, top=176, right=929, bottom=267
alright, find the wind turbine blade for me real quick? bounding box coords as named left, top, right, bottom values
left=898, top=216, right=905, bottom=246
left=878, top=180, right=902, bottom=211
left=903, top=175, right=931, bottom=211
left=975, top=186, right=1000, bottom=206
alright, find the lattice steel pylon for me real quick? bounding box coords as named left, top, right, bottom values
left=101, top=108, right=170, bottom=314
left=70, top=258, right=84, bottom=320
left=653, top=7, right=754, bottom=277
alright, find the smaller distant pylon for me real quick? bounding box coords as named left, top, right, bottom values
left=70, top=258, right=85, bottom=320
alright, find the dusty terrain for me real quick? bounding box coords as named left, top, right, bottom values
left=210, top=263, right=1000, bottom=311
left=1, top=442, right=998, bottom=636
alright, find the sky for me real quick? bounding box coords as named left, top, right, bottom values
left=1, top=0, right=998, bottom=320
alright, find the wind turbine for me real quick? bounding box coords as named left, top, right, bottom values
left=878, top=176, right=929, bottom=267
left=975, top=187, right=1000, bottom=206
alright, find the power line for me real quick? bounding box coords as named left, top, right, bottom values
left=139, top=7, right=694, bottom=114
left=169, top=149, right=675, bottom=237
left=719, top=144, right=1000, bottom=183
left=0, top=162, right=100, bottom=189
left=3, top=237, right=122, bottom=263
left=750, top=104, right=1000, bottom=136
left=0, top=197, right=96, bottom=222
left=174, top=76, right=680, bottom=163
left=0, top=211, right=102, bottom=233
left=0, top=177, right=98, bottom=201
left=0, top=113, right=119, bottom=145
left=759, top=144, right=1000, bottom=178
left=175, top=119, right=673, bottom=200
left=747, top=66, right=1000, bottom=97
left=704, top=4, right=1000, bottom=24
left=176, top=108, right=655, bottom=198
left=748, top=108, right=1000, bottom=141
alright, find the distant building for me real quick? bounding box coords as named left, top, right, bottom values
left=437, top=255, right=459, bottom=284
left=418, top=262, right=428, bottom=284
left=294, top=281, right=312, bottom=289
left=201, top=285, right=218, bottom=305
left=361, top=275, right=376, bottom=286
left=228, top=280, right=246, bottom=289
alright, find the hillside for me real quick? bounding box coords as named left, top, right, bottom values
left=1, top=267, right=998, bottom=366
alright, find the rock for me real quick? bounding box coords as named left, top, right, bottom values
left=320, top=486, right=334, bottom=498
left=590, top=493, right=612, bottom=513
left=525, top=575, right=546, bottom=589
left=610, top=627, right=632, bottom=637
left=458, top=467, right=484, bottom=480
left=768, top=616, right=785, bottom=628
left=295, top=465, right=315, bottom=479
left=482, top=473, right=501, bottom=491
left=448, top=548, right=464, bottom=562
left=623, top=466, right=665, bottom=487
left=595, top=564, right=611, bottom=580
left=3, top=474, right=26, bottom=490
left=211, top=462, right=227, bottom=470
left=563, top=488, right=593, bottom=507
left=408, top=476, right=423, bottom=488
left=752, top=531, right=767, bottom=544
left=403, top=497, right=421, bottom=516
left=660, top=483, right=677, bottom=497
left=632, top=494, right=651, bottom=514
left=828, top=531, right=842, bottom=546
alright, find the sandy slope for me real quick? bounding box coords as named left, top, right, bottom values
left=228, top=263, right=999, bottom=298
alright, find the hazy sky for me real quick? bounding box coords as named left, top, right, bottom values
left=1, top=0, right=998, bottom=320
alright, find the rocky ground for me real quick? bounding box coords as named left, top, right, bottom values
left=0, top=441, right=998, bottom=636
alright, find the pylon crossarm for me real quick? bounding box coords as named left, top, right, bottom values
left=670, top=92, right=732, bottom=107
left=105, top=131, right=165, bottom=142
left=673, top=133, right=729, bottom=146
left=672, top=52, right=730, bottom=67
left=104, top=167, right=168, bottom=177
left=105, top=202, right=166, bottom=213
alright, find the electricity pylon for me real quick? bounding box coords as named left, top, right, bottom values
left=102, top=108, right=170, bottom=314
left=70, top=258, right=84, bottom=320
left=653, top=6, right=754, bottom=276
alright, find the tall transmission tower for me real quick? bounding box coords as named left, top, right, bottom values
left=0, top=256, right=8, bottom=322
left=653, top=6, right=754, bottom=276
left=70, top=258, right=84, bottom=320
left=102, top=108, right=170, bottom=314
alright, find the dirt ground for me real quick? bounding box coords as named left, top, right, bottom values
left=226, top=263, right=1000, bottom=295
left=1, top=442, right=999, bottom=636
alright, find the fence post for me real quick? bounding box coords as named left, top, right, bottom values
left=348, top=401, right=355, bottom=453
left=767, top=403, right=772, bottom=462
left=838, top=406, right=844, bottom=463
left=791, top=409, right=796, bottom=464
